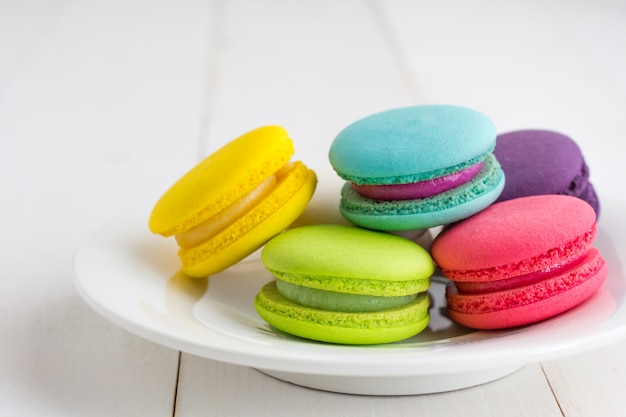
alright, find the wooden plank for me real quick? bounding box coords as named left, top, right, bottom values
left=542, top=340, right=626, bottom=417
left=0, top=296, right=179, bottom=416
left=176, top=356, right=562, bottom=416
left=0, top=0, right=215, bottom=414
left=0, top=0, right=58, bottom=98
left=199, top=0, right=414, bottom=159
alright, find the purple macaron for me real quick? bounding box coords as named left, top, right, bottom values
left=494, top=129, right=600, bottom=217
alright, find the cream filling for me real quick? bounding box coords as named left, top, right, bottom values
left=175, top=174, right=278, bottom=248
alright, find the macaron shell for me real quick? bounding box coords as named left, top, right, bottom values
left=577, top=176, right=600, bottom=216
left=261, top=224, right=434, bottom=288
left=446, top=249, right=608, bottom=329
left=255, top=281, right=430, bottom=344
left=339, top=153, right=505, bottom=230
left=149, top=125, right=294, bottom=236
left=273, top=271, right=430, bottom=298
left=494, top=129, right=600, bottom=215
left=329, top=105, right=497, bottom=184
left=180, top=162, right=317, bottom=277
left=431, top=195, right=597, bottom=281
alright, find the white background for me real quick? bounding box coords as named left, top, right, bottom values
left=1, top=0, right=625, bottom=415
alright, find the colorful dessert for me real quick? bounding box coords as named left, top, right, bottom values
left=494, top=129, right=600, bottom=217
left=149, top=126, right=317, bottom=278
left=328, top=105, right=505, bottom=231
left=431, top=195, right=607, bottom=329
left=254, top=225, right=433, bottom=344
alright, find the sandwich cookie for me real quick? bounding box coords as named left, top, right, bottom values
left=255, top=225, right=434, bottom=344
left=149, top=126, right=317, bottom=277
left=329, top=105, right=505, bottom=231
left=431, top=195, right=607, bottom=329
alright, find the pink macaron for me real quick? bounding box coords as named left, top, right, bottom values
left=431, top=195, right=608, bottom=329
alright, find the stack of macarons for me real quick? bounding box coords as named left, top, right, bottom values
left=325, top=106, right=606, bottom=331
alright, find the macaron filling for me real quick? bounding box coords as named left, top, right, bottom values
left=350, top=162, right=483, bottom=201
left=339, top=153, right=504, bottom=228
left=275, top=279, right=418, bottom=312
left=446, top=248, right=606, bottom=314
left=453, top=254, right=587, bottom=294
left=176, top=162, right=296, bottom=248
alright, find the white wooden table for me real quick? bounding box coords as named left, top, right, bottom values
left=2, top=1, right=626, bottom=415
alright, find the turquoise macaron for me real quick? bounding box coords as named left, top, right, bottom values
left=328, top=105, right=505, bottom=231
left=254, top=224, right=433, bottom=345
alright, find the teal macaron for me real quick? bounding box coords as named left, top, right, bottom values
left=329, top=105, right=505, bottom=231
left=254, top=225, right=433, bottom=345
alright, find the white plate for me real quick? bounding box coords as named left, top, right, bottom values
left=73, top=198, right=626, bottom=396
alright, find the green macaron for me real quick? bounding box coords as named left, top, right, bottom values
left=254, top=224, right=433, bottom=345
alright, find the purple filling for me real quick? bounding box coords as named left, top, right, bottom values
left=351, top=162, right=483, bottom=201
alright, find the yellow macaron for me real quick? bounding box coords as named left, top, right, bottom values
left=149, top=126, right=317, bottom=277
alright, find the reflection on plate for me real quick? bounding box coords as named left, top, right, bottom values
left=73, top=200, right=626, bottom=395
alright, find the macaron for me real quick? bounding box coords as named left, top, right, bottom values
left=328, top=105, right=505, bottom=231
left=254, top=225, right=434, bottom=344
left=494, top=129, right=600, bottom=217
left=149, top=126, right=317, bottom=278
left=431, top=195, right=608, bottom=330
